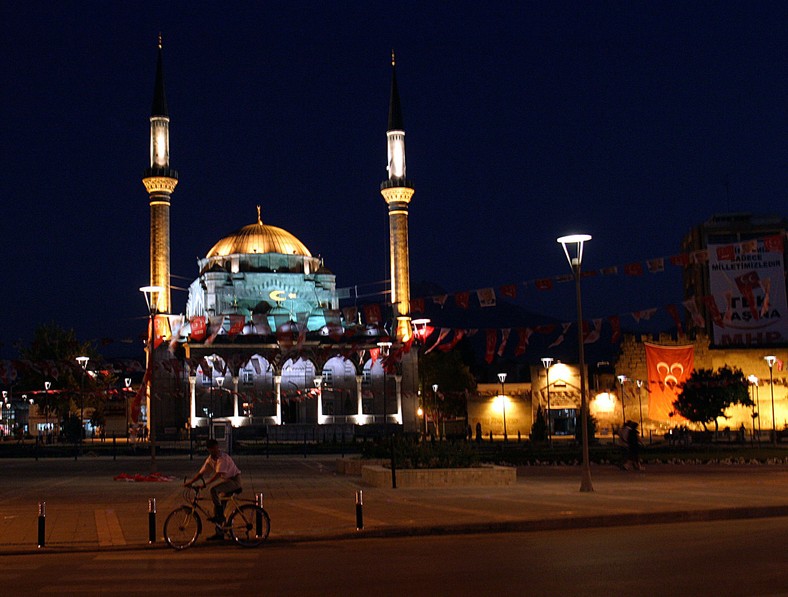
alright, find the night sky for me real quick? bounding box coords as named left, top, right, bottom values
left=3, top=2, right=788, bottom=359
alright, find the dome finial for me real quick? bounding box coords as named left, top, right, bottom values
left=158, top=32, right=162, bottom=49
left=391, top=49, right=396, bottom=67
left=256, top=205, right=262, bottom=224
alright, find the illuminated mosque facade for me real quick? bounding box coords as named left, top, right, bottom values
left=142, top=42, right=421, bottom=438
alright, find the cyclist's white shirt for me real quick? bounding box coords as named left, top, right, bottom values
left=199, top=452, right=241, bottom=479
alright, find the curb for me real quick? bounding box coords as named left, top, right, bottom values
left=4, top=504, right=787, bottom=556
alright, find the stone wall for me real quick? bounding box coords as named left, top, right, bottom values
left=615, top=332, right=787, bottom=434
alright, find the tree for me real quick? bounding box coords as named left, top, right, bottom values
left=16, top=323, right=101, bottom=429
left=418, top=349, right=477, bottom=438
left=530, top=405, right=548, bottom=443
left=673, top=366, right=753, bottom=432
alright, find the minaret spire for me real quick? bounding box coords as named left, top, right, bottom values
left=380, top=51, right=414, bottom=341
left=142, top=35, right=178, bottom=314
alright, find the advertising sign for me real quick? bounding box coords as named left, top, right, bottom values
left=707, top=236, right=787, bottom=346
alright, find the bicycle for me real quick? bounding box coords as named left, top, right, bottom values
left=163, top=479, right=270, bottom=550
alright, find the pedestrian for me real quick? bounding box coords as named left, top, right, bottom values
left=475, top=422, right=482, bottom=443
left=625, top=421, right=641, bottom=471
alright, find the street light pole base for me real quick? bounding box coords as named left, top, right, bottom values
left=579, top=468, right=594, bottom=493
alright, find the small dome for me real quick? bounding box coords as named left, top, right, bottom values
left=206, top=206, right=311, bottom=258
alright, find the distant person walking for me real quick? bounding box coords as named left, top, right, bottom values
left=623, top=421, right=641, bottom=471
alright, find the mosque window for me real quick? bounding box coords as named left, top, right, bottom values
left=322, top=370, right=333, bottom=389
left=241, top=370, right=254, bottom=386
left=362, top=370, right=371, bottom=386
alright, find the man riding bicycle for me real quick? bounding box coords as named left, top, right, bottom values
left=185, top=438, right=242, bottom=540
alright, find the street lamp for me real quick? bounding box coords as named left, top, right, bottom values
left=76, top=356, right=89, bottom=448
left=140, top=284, right=164, bottom=472
left=617, top=374, right=626, bottom=427
left=541, top=357, right=554, bottom=446
left=636, top=379, right=644, bottom=438
left=748, top=374, right=761, bottom=446
left=557, top=233, right=594, bottom=492
left=44, top=381, right=51, bottom=438
left=431, top=383, right=438, bottom=440
left=497, top=372, right=508, bottom=442
left=764, top=356, right=778, bottom=447
left=377, top=341, right=392, bottom=426
left=314, top=374, right=323, bottom=424
left=214, top=375, right=225, bottom=437
left=124, top=377, right=132, bottom=438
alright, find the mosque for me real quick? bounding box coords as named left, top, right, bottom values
left=141, top=42, right=422, bottom=441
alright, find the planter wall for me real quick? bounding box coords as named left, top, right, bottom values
left=361, top=464, right=516, bottom=488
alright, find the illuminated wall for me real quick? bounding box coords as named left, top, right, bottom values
left=468, top=382, right=532, bottom=439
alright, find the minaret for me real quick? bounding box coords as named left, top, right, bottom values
left=380, top=51, right=414, bottom=341
left=142, top=34, right=178, bottom=314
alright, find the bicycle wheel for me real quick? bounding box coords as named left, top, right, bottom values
left=163, top=506, right=202, bottom=550
left=229, top=504, right=270, bottom=547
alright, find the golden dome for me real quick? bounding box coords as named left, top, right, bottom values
left=206, top=206, right=312, bottom=258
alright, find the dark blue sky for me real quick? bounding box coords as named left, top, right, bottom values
left=2, top=1, right=787, bottom=357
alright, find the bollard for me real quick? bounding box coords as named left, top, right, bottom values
left=148, top=498, right=156, bottom=544
left=112, top=434, right=117, bottom=461
left=255, top=493, right=264, bottom=536
left=37, top=501, right=46, bottom=548
left=355, top=490, right=363, bottom=530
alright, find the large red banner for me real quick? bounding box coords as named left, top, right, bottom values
left=645, top=343, right=694, bottom=423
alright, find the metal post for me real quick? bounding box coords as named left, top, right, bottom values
left=148, top=498, right=156, bottom=543
left=255, top=493, right=264, bottom=536
left=37, top=501, right=46, bottom=548
left=355, top=490, right=364, bottom=530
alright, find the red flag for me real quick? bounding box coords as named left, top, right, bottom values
left=715, top=245, right=735, bottom=261
left=669, top=253, right=690, bottom=267
left=703, top=295, right=724, bottom=327
left=500, top=284, right=517, bottom=299
left=646, top=258, right=665, bottom=273
left=455, top=292, right=470, bottom=309
left=439, top=329, right=466, bottom=352
left=683, top=298, right=705, bottom=328
left=485, top=329, right=497, bottom=364
left=624, top=262, right=644, bottom=276
left=549, top=323, right=572, bottom=348
left=764, top=234, right=783, bottom=253
left=600, top=266, right=618, bottom=276
left=583, top=319, right=602, bottom=344
left=190, top=316, right=207, bottom=341
left=608, top=315, right=621, bottom=344
left=735, top=271, right=762, bottom=320
left=535, top=279, right=553, bottom=291
left=666, top=304, right=683, bottom=334
left=152, top=315, right=170, bottom=349
left=205, top=316, right=225, bottom=345
left=496, top=329, right=511, bottom=356
left=424, top=328, right=451, bottom=354
left=645, top=343, right=693, bottom=422
left=342, top=306, right=358, bottom=326
left=362, top=304, right=382, bottom=324
left=227, top=315, right=245, bottom=337
left=514, top=328, right=532, bottom=356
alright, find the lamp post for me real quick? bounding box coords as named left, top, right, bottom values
left=377, top=341, right=392, bottom=427
left=124, top=377, right=132, bottom=440
left=748, top=374, right=761, bottom=446
left=432, top=383, right=438, bottom=440
left=764, top=356, right=778, bottom=447
left=215, top=375, right=225, bottom=437
left=558, top=233, right=593, bottom=492
left=313, top=375, right=323, bottom=425
left=76, top=356, right=89, bottom=449
left=498, top=372, right=508, bottom=442
left=1, top=391, right=6, bottom=436
left=140, top=285, right=163, bottom=472
left=617, top=374, right=626, bottom=427
left=541, top=357, right=553, bottom=446
left=636, top=379, right=644, bottom=438
left=44, top=381, right=51, bottom=439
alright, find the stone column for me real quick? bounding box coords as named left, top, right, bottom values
left=189, top=375, right=197, bottom=427
left=394, top=375, right=403, bottom=425
left=274, top=375, right=282, bottom=425
left=356, top=375, right=364, bottom=424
